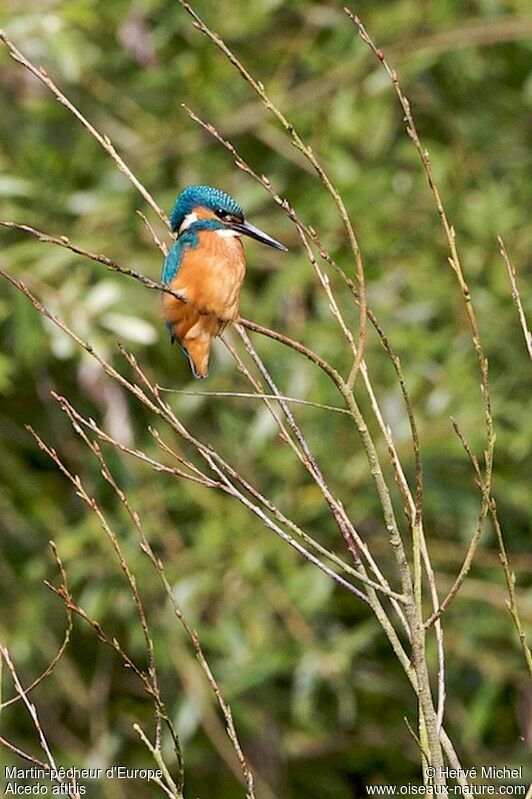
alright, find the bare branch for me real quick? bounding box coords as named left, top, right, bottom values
left=424, top=421, right=490, bottom=629
left=137, top=211, right=168, bottom=257
left=0, top=542, right=73, bottom=710
left=0, top=220, right=186, bottom=305
left=0, top=647, right=81, bottom=797
left=0, top=735, right=51, bottom=773
left=430, top=420, right=532, bottom=674
left=156, top=387, right=351, bottom=415
left=133, top=724, right=182, bottom=799
left=0, top=30, right=168, bottom=228
left=498, top=236, right=532, bottom=361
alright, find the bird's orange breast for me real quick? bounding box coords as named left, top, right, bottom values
left=171, top=230, right=246, bottom=322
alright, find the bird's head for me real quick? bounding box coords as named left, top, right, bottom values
left=169, top=185, right=288, bottom=251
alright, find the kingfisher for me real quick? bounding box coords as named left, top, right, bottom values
left=161, top=185, right=287, bottom=378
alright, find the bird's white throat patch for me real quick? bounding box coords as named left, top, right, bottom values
left=179, top=212, right=198, bottom=233
left=216, top=228, right=241, bottom=238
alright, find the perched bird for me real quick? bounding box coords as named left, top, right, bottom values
left=161, top=185, right=287, bottom=378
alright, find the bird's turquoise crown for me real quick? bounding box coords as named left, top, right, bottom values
left=169, top=185, right=244, bottom=232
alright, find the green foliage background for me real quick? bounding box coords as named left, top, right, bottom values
left=0, top=1, right=531, bottom=797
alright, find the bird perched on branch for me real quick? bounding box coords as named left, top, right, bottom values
left=161, top=185, right=287, bottom=378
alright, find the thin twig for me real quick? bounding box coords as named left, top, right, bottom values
left=239, top=317, right=344, bottom=387
left=137, top=210, right=168, bottom=256
left=119, top=343, right=381, bottom=605
left=497, top=235, right=532, bottom=361
left=0, top=30, right=169, bottom=228
left=0, top=647, right=81, bottom=797
left=490, top=498, right=532, bottom=675
left=50, top=405, right=164, bottom=748
left=133, top=724, right=181, bottom=799
left=44, top=575, right=182, bottom=747
left=0, top=220, right=187, bottom=306
left=0, top=542, right=73, bottom=709
left=0, top=648, right=59, bottom=774
left=424, top=421, right=490, bottom=629
left=436, top=420, right=532, bottom=673
left=156, top=387, right=351, bottom=415
left=0, top=735, right=51, bottom=773
left=297, top=224, right=426, bottom=652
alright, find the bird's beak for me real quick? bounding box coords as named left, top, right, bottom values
left=231, top=219, right=288, bottom=252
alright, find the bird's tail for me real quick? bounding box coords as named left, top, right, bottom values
left=181, top=336, right=212, bottom=379
left=164, top=298, right=218, bottom=378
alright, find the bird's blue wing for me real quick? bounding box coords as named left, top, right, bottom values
left=161, top=239, right=183, bottom=285
left=162, top=229, right=201, bottom=285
